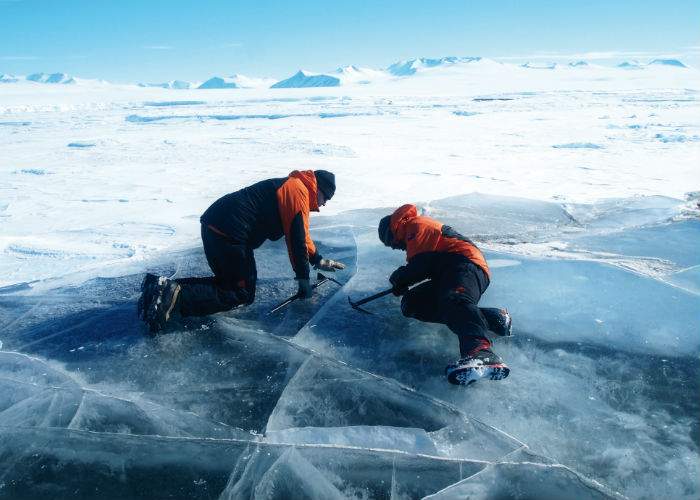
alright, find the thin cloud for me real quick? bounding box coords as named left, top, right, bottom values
left=1, top=55, right=38, bottom=60
left=143, top=45, right=173, bottom=50
left=495, top=50, right=685, bottom=61
left=221, top=42, right=243, bottom=49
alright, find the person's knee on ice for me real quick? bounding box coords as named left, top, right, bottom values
left=216, top=285, right=248, bottom=311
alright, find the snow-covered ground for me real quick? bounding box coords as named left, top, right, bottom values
left=0, top=60, right=698, bottom=499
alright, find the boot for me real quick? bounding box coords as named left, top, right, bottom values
left=145, top=277, right=181, bottom=334
left=445, top=348, right=510, bottom=386
left=481, top=307, right=512, bottom=337
left=137, top=273, right=160, bottom=321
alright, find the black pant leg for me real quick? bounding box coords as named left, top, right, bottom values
left=439, top=259, right=492, bottom=357
left=175, top=226, right=255, bottom=317
left=400, top=280, right=442, bottom=323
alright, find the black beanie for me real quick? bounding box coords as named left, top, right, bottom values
left=378, top=215, right=393, bottom=247
left=314, top=170, right=336, bottom=200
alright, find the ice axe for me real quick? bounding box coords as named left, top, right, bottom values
left=347, top=287, right=395, bottom=315
left=268, top=272, right=342, bottom=314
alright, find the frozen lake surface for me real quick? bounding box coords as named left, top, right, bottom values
left=1, top=63, right=699, bottom=498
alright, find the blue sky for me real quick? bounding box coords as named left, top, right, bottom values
left=1, top=0, right=699, bottom=82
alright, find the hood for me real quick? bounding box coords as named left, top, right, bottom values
left=289, top=170, right=319, bottom=212
left=390, top=204, right=419, bottom=243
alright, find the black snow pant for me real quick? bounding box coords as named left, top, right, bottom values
left=175, top=225, right=257, bottom=317
left=400, top=257, right=491, bottom=357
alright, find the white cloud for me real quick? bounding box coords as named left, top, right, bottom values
left=143, top=45, right=173, bottom=50
left=221, top=42, right=243, bottom=49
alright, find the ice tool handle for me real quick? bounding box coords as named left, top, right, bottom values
left=347, top=287, right=395, bottom=315
left=268, top=272, right=342, bottom=314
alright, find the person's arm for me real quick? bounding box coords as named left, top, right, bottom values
left=288, top=210, right=320, bottom=279
left=278, top=178, right=319, bottom=279
left=390, top=253, right=434, bottom=289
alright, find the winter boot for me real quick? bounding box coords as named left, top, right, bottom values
left=445, top=348, right=510, bottom=386
left=145, top=277, right=181, bottom=334
left=137, top=273, right=160, bottom=321
left=481, top=307, right=512, bottom=337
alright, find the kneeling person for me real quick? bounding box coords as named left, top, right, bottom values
left=138, top=169, right=345, bottom=333
left=378, top=204, right=510, bottom=385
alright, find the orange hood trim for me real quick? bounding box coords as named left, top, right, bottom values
left=390, top=204, right=419, bottom=243
left=288, top=170, right=319, bottom=212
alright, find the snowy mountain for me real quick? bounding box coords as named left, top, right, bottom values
left=386, top=56, right=482, bottom=76
left=271, top=70, right=340, bottom=88
left=334, top=65, right=387, bottom=85
left=648, top=58, right=687, bottom=68
left=0, top=73, right=20, bottom=83
left=139, top=80, right=194, bottom=89
left=521, top=62, right=557, bottom=69
left=26, top=72, right=76, bottom=84
left=568, top=60, right=589, bottom=67
left=197, top=76, right=238, bottom=89
left=197, top=74, right=276, bottom=89
left=617, top=61, right=643, bottom=69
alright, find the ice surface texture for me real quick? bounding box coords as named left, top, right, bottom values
left=1, top=195, right=697, bottom=499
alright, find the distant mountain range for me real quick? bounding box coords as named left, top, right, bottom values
left=0, top=57, right=690, bottom=89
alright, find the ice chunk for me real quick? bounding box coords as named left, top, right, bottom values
left=428, top=193, right=579, bottom=242
left=221, top=447, right=346, bottom=500
left=426, top=462, right=624, bottom=499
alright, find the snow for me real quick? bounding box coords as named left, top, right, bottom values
left=0, top=57, right=698, bottom=499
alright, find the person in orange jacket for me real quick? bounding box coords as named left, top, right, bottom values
left=138, top=170, right=345, bottom=333
left=378, top=204, right=511, bottom=385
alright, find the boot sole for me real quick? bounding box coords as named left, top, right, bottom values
left=446, top=364, right=510, bottom=386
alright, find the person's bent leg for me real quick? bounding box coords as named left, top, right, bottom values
left=400, top=281, right=441, bottom=323
left=440, top=260, right=510, bottom=384
left=443, top=296, right=492, bottom=357
left=174, top=276, right=245, bottom=316
left=173, top=226, right=253, bottom=317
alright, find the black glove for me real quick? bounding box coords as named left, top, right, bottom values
left=296, top=278, right=312, bottom=299
left=389, top=267, right=409, bottom=296
left=389, top=268, right=407, bottom=286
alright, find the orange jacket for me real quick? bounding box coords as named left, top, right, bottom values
left=276, top=170, right=321, bottom=276
left=389, top=204, right=490, bottom=278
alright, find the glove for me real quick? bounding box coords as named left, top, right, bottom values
left=296, top=278, right=313, bottom=299
left=389, top=268, right=409, bottom=296
left=389, top=268, right=407, bottom=287
left=314, top=258, right=346, bottom=272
